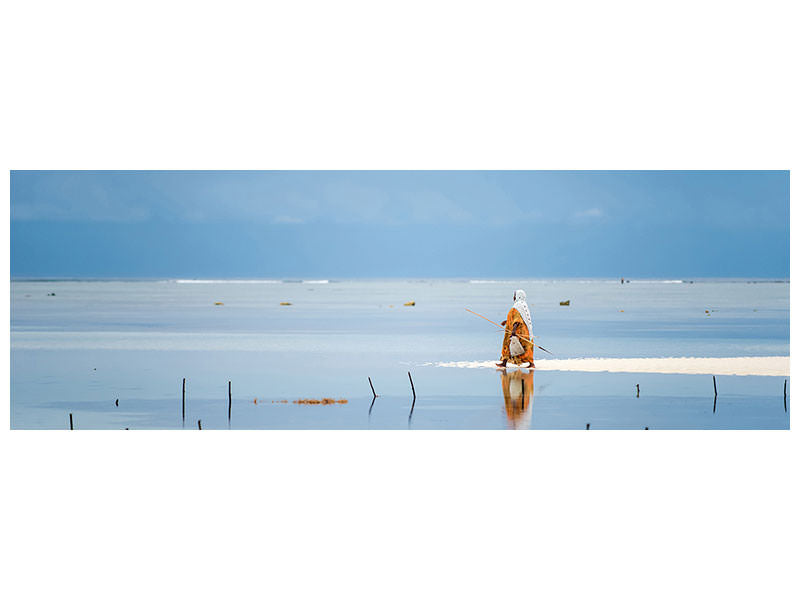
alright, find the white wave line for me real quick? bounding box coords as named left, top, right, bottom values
left=175, top=279, right=282, bottom=284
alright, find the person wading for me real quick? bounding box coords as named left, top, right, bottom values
left=496, top=289, right=534, bottom=369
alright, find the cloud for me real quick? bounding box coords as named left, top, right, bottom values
left=10, top=172, right=620, bottom=230
left=272, top=215, right=305, bottom=224
left=574, top=207, right=604, bottom=218
left=10, top=195, right=151, bottom=222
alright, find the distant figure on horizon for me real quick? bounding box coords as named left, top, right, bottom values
left=496, top=289, right=534, bottom=369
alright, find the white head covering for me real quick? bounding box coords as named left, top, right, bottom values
left=513, top=289, right=533, bottom=337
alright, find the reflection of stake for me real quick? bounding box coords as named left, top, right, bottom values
left=408, top=371, right=417, bottom=419
left=368, top=377, right=378, bottom=415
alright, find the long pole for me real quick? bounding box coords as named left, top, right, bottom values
left=465, top=308, right=553, bottom=355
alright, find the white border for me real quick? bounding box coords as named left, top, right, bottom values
left=2, top=2, right=797, bottom=599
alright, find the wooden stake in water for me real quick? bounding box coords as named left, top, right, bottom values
left=586, top=423, right=590, bottom=430
left=197, top=419, right=202, bottom=430
left=69, top=413, right=74, bottom=430
left=228, top=381, right=232, bottom=422
left=636, top=384, right=640, bottom=398
left=182, top=378, right=186, bottom=422
left=713, top=376, right=717, bottom=398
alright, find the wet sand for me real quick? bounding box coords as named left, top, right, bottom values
left=435, top=356, right=790, bottom=377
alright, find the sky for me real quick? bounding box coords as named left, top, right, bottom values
left=10, top=170, right=789, bottom=279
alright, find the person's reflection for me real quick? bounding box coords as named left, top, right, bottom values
left=500, top=369, right=534, bottom=430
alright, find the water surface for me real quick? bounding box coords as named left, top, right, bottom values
left=10, top=278, right=790, bottom=429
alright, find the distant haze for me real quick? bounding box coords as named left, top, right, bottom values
left=10, top=171, right=789, bottom=279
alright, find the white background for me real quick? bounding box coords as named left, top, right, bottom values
left=1, top=1, right=797, bottom=599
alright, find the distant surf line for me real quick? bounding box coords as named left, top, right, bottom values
left=174, top=279, right=330, bottom=284
left=467, top=279, right=788, bottom=284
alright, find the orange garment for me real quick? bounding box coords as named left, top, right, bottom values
left=500, top=307, right=534, bottom=365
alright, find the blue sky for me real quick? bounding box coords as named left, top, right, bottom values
left=10, top=171, right=789, bottom=278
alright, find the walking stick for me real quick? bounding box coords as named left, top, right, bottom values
left=465, top=308, right=554, bottom=355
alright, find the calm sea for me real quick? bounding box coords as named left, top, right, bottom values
left=10, top=278, right=790, bottom=429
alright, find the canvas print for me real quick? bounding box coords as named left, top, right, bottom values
left=9, top=170, right=789, bottom=429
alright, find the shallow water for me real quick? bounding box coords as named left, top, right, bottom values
left=10, top=278, right=790, bottom=429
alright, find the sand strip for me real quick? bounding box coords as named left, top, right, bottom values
left=435, top=356, right=789, bottom=377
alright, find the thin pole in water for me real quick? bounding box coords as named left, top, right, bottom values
left=228, top=381, right=232, bottom=422
left=713, top=376, right=717, bottom=398
left=636, top=384, right=640, bottom=398
left=69, top=413, right=73, bottom=430
left=784, top=379, right=787, bottom=413
left=197, top=419, right=202, bottom=430
left=182, top=378, right=186, bottom=423
left=586, top=423, right=590, bottom=430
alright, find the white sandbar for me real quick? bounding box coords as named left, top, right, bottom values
left=435, top=356, right=789, bottom=377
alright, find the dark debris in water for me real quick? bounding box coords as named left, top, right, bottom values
left=293, top=398, right=348, bottom=405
